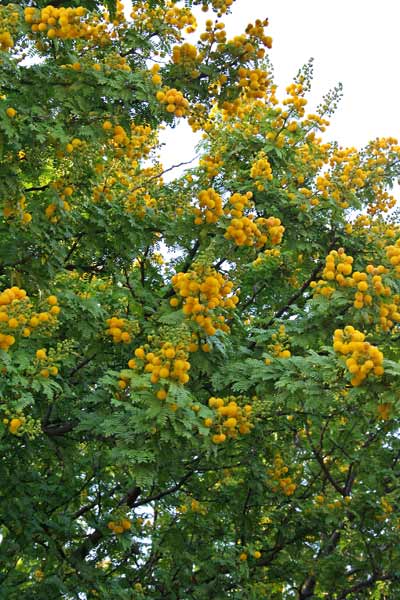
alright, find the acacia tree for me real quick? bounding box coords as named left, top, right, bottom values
left=1, top=0, right=400, bottom=598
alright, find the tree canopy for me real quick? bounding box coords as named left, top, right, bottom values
left=1, top=1, right=400, bottom=598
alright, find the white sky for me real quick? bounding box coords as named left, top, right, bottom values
left=123, top=0, right=400, bottom=173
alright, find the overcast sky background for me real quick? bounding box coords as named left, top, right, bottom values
left=122, top=0, right=400, bottom=176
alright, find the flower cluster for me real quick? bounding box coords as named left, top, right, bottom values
left=156, top=88, right=189, bottom=118
left=105, top=317, right=132, bottom=344
left=35, top=347, right=60, bottom=378
left=265, top=324, right=291, bottom=361
left=311, top=249, right=400, bottom=330
left=171, top=266, right=237, bottom=335
left=0, top=30, right=13, bottom=50
left=24, top=5, right=107, bottom=42
left=2, top=409, right=40, bottom=438
left=193, top=188, right=224, bottom=225
left=3, top=195, right=32, bottom=224
left=0, top=4, right=20, bottom=51
left=107, top=518, right=131, bottom=535
left=333, top=326, right=384, bottom=386
left=268, top=454, right=297, bottom=496
left=386, top=238, right=400, bottom=277
left=132, top=341, right=191, bottom=386
left=172, top=42, right=198, bottom=65
left=199, top=154, right=224, bottom=178
left=164, top=4, right=197, bottom=32
left=207, top=396, right=252, bottom=443
left=0, top=289, right=60, bottom=351
left=237, top=67, right=270, bottom=100
left=250, top=153, right=273, bottom=190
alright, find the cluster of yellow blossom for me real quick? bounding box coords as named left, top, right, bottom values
left=35, top=347, right=59, bottom=378
left=193, top=188, right=223, bottom=225
left=103, top=122, right=129, bottom=147
left=164, top=3, right=197, bottom=33
left=250, top=153, right=273, bottom=190
left=0, top=4, right=19, bottom=51
left=207, top=396, right=252, bottom=443
left=323, top=249, right=353, bottom=281
left=268, top=454, right=297, bottom=496
left=24, top=5, right=106, bottom=41
left=282, top=83, right=308, bottom=117
left=171, top=266, right=237, bottom=335
left=238, top=549, right=262, bottom=561
left=194, top=191, right=283, bottom=249
left=226, top=30, right=266, bottom=63
left=179, top=498, right=207, bottom=515
left=226, top=191, right=253, bottom=218
left=264, top=217, right=285, bottom=244
left=377, top=402, right=392, bottom=421
left=172, top=42, right=198, bottom=65
left=156, top=88, right=189, bottom=118
left=101, top=53, right=131, bottom=73
left=312, top=248, right=354, bottom=297
left=105, top=316, right=132, bottom=344
left=312, top=249, right=356, bottom=297
left=44, top=181, right=74, bottom=222
left=265, top=325, right=291, bottom=361
left=148, top=63, right=162, bottom=86
left=6, top=107, right=17, bottom=118
left=129, top=341, right=191, bottom=388
left=93, top=121, right=155, bottom=204
left=3, top=195, right=32, bottom=224
left=0, top=289, right=60, bottom=351
left=125, top=187, right=156, bottom=217
left=65, top=137, right=84, bottom=154
left=333, top=326, right=384, bottom=386
left=386, top=239, right=400, bottom=277
left=367, top=186, right=397, bottom=216
left=199, top=154, right=224, bottom=178
left=225, top=215, right=260, bottom=246
left=200, top=0, right=234, bottom=16
left=0, top=30, right=13, bottom=51
left=129, top=2, right=197, bottom=40
left=199, top=19, right=226, bottom=45
left=252, top=247, right=281, bottom=268
left=45, top=202, right=71, bottom=222
left=244, top=18, right=272, bottom=51
left=187, top=103, right=213, bottom=132
left=237, top=67, right=270, bottom=100
left=107, top=518, right=131, bottom=535
left=8, top=416, right=24, bottom=434
left=311, top=249, right=400, bottom=330
left=225, top=213, right=283, bottom=248
left=2, top=409, right=40, bottom=438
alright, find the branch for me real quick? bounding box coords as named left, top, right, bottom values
left=70, top=486, right=141, bottom=564
left=164, top=239, right=200, bottom=299
left=266, top=259, right=325, bottom=327
left=139, top=246, right=150, bottom=287
left=69, top=353, right=97, bottom=379
left=130, top=470, right=195, bottom=508
left=305, top=424, right=346, bottom=496
left=299, top=575, right=316, bottom=599
left=42, top=420, right=78, bottom=436
left=130, top=157, right=198, bottom=194
left=336, top=574, right=400, bottom=600
left=117, top=485, right=141, bottom=509
left=70, top=471, right=192, bottom=565
left=24, top=184, right=50, bottom=192
left=64, top=232, right=86, bottom=264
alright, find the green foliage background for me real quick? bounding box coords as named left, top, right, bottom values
left=0, top=1, right=400, bottom=598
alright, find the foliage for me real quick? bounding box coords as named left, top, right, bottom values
left=1, top=0, right=400, bottom=598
